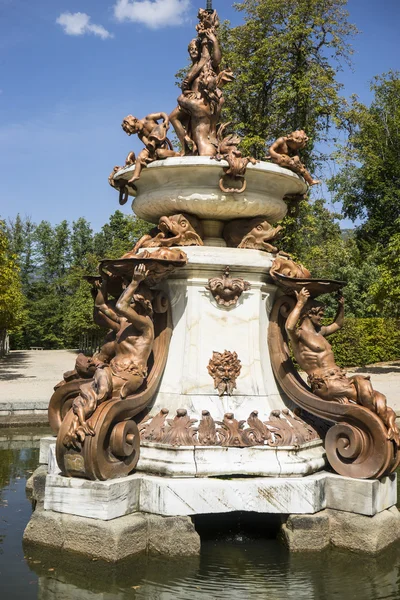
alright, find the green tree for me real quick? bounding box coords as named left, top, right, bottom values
left=220, top=0, right=357, bottom=160
left=7, top=214, right=35, bottom=288
left=329, top=71, right=400, bottom=251
left=304, top=234, right=379, bottom=318
left=280, top=198, right=342, bottom=259
left=94, top=211, right=151, bottom=258
left=71, top=218, right=94, bottom=265
left=0, top=220, right=25, bottom=333
left=369, top=230, right=400, bottom=319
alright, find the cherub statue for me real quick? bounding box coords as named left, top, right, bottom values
left=286, top=288, right=399, bottom=444
left=214, top=124, right=257, bottom=193
left=63, top=265, right=155, bottom=449
left=169, top=8, right=234, bottom=156
left=121, top=112, right=179, bottom=185
left=267, top=130, right=321, bottom=186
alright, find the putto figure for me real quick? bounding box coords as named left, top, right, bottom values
left=267, top=130, right=321, bottom=186
left=121, top=112, right=179, bottom=187
left=63, top=265, right=155, bottom=449
left=170, top=8, right=234, bottom=156
left=286, top=288, right=399, bottom=445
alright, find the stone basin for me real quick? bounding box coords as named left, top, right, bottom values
left=114, top=157, right=307, bottom=245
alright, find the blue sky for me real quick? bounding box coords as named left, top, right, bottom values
left=1, top=0, right=399, bottom=231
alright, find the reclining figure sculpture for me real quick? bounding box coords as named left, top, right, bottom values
left=287, top=288, right=399, bottom=445
left=63, top=265, right=154, bottom=450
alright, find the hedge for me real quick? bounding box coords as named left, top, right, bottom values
left=329, top=318, right=400, bottom=368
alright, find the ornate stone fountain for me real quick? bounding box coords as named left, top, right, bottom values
left=24, top=2, right=400, bottom=560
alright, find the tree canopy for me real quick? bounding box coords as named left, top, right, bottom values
left=7, top=211, right=150, bottom=349
left=0, top=220, right=25, bottom=332
left=329, top=71, right=400, bottom=251
left=221, top=0, right=357, bottom=160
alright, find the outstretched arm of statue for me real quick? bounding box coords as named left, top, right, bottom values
left=205, top=30, right=221, bottom=70
left=286, top=287, right=310, bottom=339
left=94, top=278, right=121, bottom=331
left=322, top=295, right=345, bottom=337
left=115, top=265, right=150, bottom=332
left=147, top=112, right=169, bottom=126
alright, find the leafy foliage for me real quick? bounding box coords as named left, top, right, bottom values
left=220, top=0, right=357, bottom=160
left=329, top=318, right=400, bottom=367
left=0, top=220, right=25, bottom=332
left=7, top=212, right=151, bottom=349
left=329, top=71, right=400, bottom=251
left=369, top=231, right=400, bottom=319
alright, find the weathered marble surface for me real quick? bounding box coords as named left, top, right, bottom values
left=44, top=437, right=325, bottom=479
left=43, top=466, right=397, bottom=521
left=137, top=440, right=326, bottom=477
left=145, top=246, right=296, bottom=422
left=113, top=157, right=307, bottom=224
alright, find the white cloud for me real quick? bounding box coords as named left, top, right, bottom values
left=56, top=12, right=113, bottom=39
left=113, top=0, right=191, bottom=29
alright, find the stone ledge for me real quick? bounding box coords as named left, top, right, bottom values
left=41, top=468, right=397, bottom=521
left=23, top=507, right=200, bottom=562
left=281, top=507, right=400, bottom=554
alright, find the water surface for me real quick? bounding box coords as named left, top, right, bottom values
left=1, top=434, right=400, bottom=600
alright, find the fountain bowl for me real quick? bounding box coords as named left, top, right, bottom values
left=113, top=156, right=308, bottom=226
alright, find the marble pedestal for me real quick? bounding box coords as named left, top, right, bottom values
left=146, top=245, right=291, bottom=422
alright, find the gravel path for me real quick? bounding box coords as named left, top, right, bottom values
left=0, top=350, right=78, bottom=421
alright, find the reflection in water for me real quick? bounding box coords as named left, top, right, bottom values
left=1, top=442, right=400, bottom=599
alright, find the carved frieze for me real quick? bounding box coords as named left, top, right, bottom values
left=139, top=408, right=320, bottom=448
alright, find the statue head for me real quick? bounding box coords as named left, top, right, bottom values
left=286, top=130, right=309, bottom=149
left=224, top=217, right=282, bottom=251
left=158, top=213, right=204, bottom=241
left=300, top=300, right=325, bottom=328
left=188, top=38, right=201, bottom=61
left=121, top=115, right=141, bottom=136
left=132, top=284, right=154, bottom=317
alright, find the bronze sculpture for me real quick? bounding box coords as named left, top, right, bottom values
left=267, top=130, right=321, bottom=186
left=140, top=407, right=319, bottom=448
left=121, top=112, right=179, bottom=187
left=46, top=2, right=400, bottom=487
left=207, top=350, right=242, bottom=397
left=270, top=254, right=312, bottom=279
left=286, top=288, right=399, bottom=445
left=170, top=8, right=234, bottom=156
left=268, top=284, right=400, bottom=479
left=214, top=124, right=257, bottom=193
left=63, top=265, right=155, bottom=449
left=206, top=266, right=250, bottom=307
left=128, top=213, right=204, bottom=254
left=50, top=248, right=187, bottom=479
left=223, top=217, right=283, bottom=253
